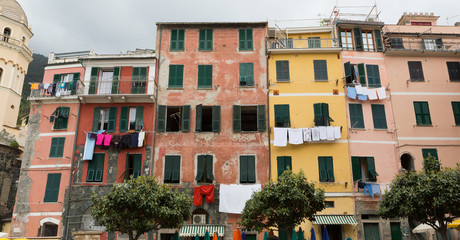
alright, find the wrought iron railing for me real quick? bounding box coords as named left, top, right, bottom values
left=384, top=38, right=460, bottom=52
left=0, top=34, right=33, bottom=56
left=268, top=38, right=338, bottom=49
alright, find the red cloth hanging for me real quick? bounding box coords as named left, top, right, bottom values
left=194, top=184, right=215, bottom=206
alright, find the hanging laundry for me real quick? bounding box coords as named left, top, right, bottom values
left=362, top=87, right=369, bottom=95
left=96, top=134, right=105, bottom=145
left=111, top=135, right=122, bottom=149
left=302, top=128, right=311, bottom=142
left=38, top=83, right=44, bottom=90
left=219, top=184, right=261, bottom=214
left=194, top=184, right=215, bottom=206
left=121, top=135, right=132, bottom=148
left=131, top=132, right=139, bottom=147
left=318, top=126, right=327, bottom=140
left=333, top=126, right=341, bottom=139
left=311, top=127, right=320, bottom=141
left=326, top=126, right=335, bottom=141
left=55, top=88, right=61, bottom=97
left=49, top=116, right=54, bottom=123
left=357, top=94, right=367, bottom=101
left=288, top=128, right=303, bottom=145
left=364, top=183, right=381, bottom=199
left=138, top=131, right=145, bottom=147
left=83, top=133, right=96, bottom=160
left=355, top=85, right=364, bottom=95
left=347, top=87, right=357, bottom=99
left=59, top=82, right=65, bottom=89
left=103, top=135, right=112, bottom=146
left=376, top=87, right=386, bottom=99
left=273, top=128, right=288, bottom=147
left=368, top=88, right=378, bottom=100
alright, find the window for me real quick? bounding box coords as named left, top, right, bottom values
left=349, top=103, right=364, bottom=129
left=240, top=155, right=256, bottom=183
left=447, top=62, right=460, bottom=82
left=233, top=105, right=266, bottom=132
left=389, top=38, right=404, bottom=49
left=371, top=104, right=387, bottom=129
left=127, top=106, right=144, bottom=131
left=196, top=155, right=214, bottom=183
left=308, top=37, right=321, bottom=48
left=325, top=201, right=335, bottom=208
left=239, top=29, right=253, bottom=50
left=408, top=61, right=424, bottom=81
left=452, top=102, right=460, bottom=125
left=53, top=106, right=70, bottom=130
left=276, top=61, right=290, bottom=82
left=199, top=29, right=213, bottom=51
left=366, top=65, right=381, bottom=87
left=44, top=173, right=61, bottom=202
left=170, top=29, right=185, bottom=51
left=2, top=28, right=11, bottom=42
left=353, top=27, right=363, bottom=51
left=49, top=137, right=65, bottom=158
left=132, top=67, right=147, bottom=94
left=164, top=156, right=180, bottom=184
left=318, top=157, right=334, bottom=182
left=340, top=29, right=353, bottom=50
left=313, top=60, right=328, bottom=81
left=53, top=73, right=80, bottom=95
left=126, top=154, right=142, bottom=180
left=97, top=70, right=113, bottom=94
left=87, top=153, right=104, bottom=182
left=197, top=65, right=212, bottom=88
left=196, top=105, right=220, bottom=132
left=89, top=67, right=99, bottom=94
left=92, top=107, right=112, bottom=132
left=362, top=31, right=374, bottom=51
left=412, top=22, right=432, bottom=26
left=277, top=156, right=292, bottom=177
left=314, top=103, right=331, bottom=126
left=239, top=63, right=254, bottom=86
left=41, top=223, right=58, bottom=237
left=422, top=148, right=438, bottom=160
left=168, top=65, right=184, bottom=88
left=351, top=157, right=378, bottom=182
left=157, top=105, right=190, bottom=132
left=413, top=101, right=431, bottom=125
left=274, top=104, right=290, bottom=127
left=423, top=38, right=442, bottom=50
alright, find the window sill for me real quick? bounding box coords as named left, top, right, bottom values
left=167, top=87, right=183, bottom=90
left=235, top=131, right=261, bottom=133
left=410, top=80, right=425, bottom=82
left=198, top=49, right=213, bottom=52
left=239, top=49, right=254, bottom=51
left=450, top=80, right=460, bottom=82
left=164, top=182, right=181, bottom=185
left=276, top=80, right=290, bottom=83
left=315, top=80, right=329, bottom=82
left=373, top=128, right=388, bottom=131
left=197, top=87, right=213, bottom=90
left=350, top=127, right=365, bottom=130
left=239, top=85, right=255, bottom=88
left=240, top=182, right=257, bottom=184
left=52, top=128, right=68, bottom=131
left=415, top=124, right=433, bottom=127
left=170, top=49, right=185, bottom=52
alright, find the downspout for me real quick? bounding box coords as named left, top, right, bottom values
left=63, top=96, right=82, bottom=240
left=265, top=27, right=272, bottom=182
left=150, top=25, right=162, bottom=178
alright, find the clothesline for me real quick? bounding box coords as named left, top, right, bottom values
left=274, top=126, right=342, bottom=147
left=82, top=130, right=154, bottom=134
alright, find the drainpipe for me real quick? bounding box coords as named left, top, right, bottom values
left=63, top=96, right=82, bottom=240
left=265, top=29, right=272, bottom=182
left=150, top=25, right=162, bottom=178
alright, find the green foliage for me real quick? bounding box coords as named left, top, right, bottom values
left=91, top=176, right=192, bottom=240
left=378, top=156, right=460, bottom=239
left=9, top=140, right=19, bottom=148
left=240, top=170, right=325, bottom=234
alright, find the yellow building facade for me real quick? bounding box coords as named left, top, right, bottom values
left=268, top=27, right=357, bottom=239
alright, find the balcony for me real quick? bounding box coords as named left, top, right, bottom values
left=0, top=34, right=33, bottom=57
left=267, top=38, right=341, bottom=54
left=29, top=80, right=84, bottom=99
left=384, top=38, right=460, bottom=56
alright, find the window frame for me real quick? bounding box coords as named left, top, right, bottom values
left=349, top=103, right=365, bottom=129
left=126, top=153, right=142, bottom=180
left=238, top=29, right=253, bottom=51
left=274, top=104, right=290, bottom=128
left=277, top=156, right=292, bottom=177
left=170, top=29, right=185, bottom=51
left=340, top=29, right=353, bottom=50
left=413, top=101, right=432, bottom=126
left=361, top=31, right=375, bottom=52
left=239, top=63, right=254, bottom=87
left=452, top=102, right=460, bottom=126
left=240, top=155, right=256, bottom=184
left=164, top=155, right=181, bottom=184
left=351, top=156, right=378, bottom=182
left=168, top=65, right=184, bottom=88
left=313, top=60, right=328, bottom=81
left=408, top=61, right=425, bottom=82
left=195, top=154, right=214, bottom=184
left=276, top=60, right=290, bottom=82
left=53, top=107, right=70, bottom=130
left=195, top=105, right=220, bottom=132
left=49, top=137, right=65, bottom=158
left=157, top=105, right=190, bottom=132
left=86, top=153, right=105, bottom=183
left=44, top=173, right=61, bottom=203
left=447, top=62, right=460, bottom=82
left=318, top=156, right=334, bottom=182
left=197, top=65, right=213, bottom=89
left=198, top=29, right=213, bottom=51
left=371, top=104, right=387, bottom=129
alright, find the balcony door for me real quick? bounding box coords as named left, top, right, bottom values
left=98, top=70, right=113, bottom=94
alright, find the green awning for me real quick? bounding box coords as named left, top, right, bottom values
left=179, top=224, right=225, bottom=237
left=313, top=215, right=358, bottom=225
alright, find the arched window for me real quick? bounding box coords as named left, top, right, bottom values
left=41, top=222, right=58, bottom=236
left=0, top=68, right=3, bottom=85
left=401, top=153, right=415, bottom=172
left=3, top=28, right=11, bottom=42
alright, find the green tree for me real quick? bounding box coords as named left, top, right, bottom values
left=378, top=155, right=460, bottom=240
left=91, top=176, right=192, bottom=240
left=240, top=170, right=325, bottom=240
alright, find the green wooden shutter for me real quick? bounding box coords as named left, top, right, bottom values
left=54, top=107, right=70, bottom=129
left=367, top=65, right=381, bottom=88
left=371, top=104, right=387, bottom=129
left=92, top=107, right=101, bottom=132
left=357, top=63, right=366, bottom=86
left=212, top=106, right=221, bottom=132
left=349, top=104, right=364, bottom=128
left=247, top=63, right=254, bottom=86
left=247, top=156, right=256, bottom=183
left=314, top=60, right=328, bottom=81
left=452, top=102, right=460, bottom=125
left=257, top=105, right=266, bottom=131
left=326, top=157, right=334, bottom=182
left=53, top=74, right=61, bottom=83
left=164, top=156, right=173, bottom=181
left=107, top=107, right=117, bottom=132
left=171, top=30, right=185, bottom=51
left=195, top=104, right=203, bottom=132
left=132, top=154, right=142, bottom=179
left=44, top=173, right=61, bottom=202
left=285, top=156, right=292, bottom=171
left=135, top=106, right=144, bottom=131
left=89, top=67, right=98, bottom=94
left=112, top=67, right=120, bottom=94
left=344, top=61, right=351, bottom=80
left=157, top=105, right=166, bottom=132
left=276, top=61, right=290, bottom=82
left=206, top=29, right=213, bottom=50
left=72, top=73, right=80, bottom=94
left=322, top=103, right=330, bottom=126
left=168, top=65, right=175, bottom=87
left=206, top=155, right=214, bottom=181
left=354, top=27, right=363, bottom=51
left=170, top=30, right=177, bottom=50
left=233, top=105, right=241, bottom=132
left=274, top=104, right=290, bottom=127
left=318, top=157, right=327, bottom=182
left=182, top=105, right=191, bottom=132
left=351, top=157, right=362, bottom=182
left=374, top=29, right=383, bottom=52
left=49, top=137, right=65, bottom=158
left=414, top=102, right=431, bottom=125
left=239, top=29, right=245, bottom=50
left=199, top=29, right=206, bottom=50
left=240, top=156, right=248, bottom=183
left=172, top=156, right=180, bottom=182
left=277, top=156, right=285, bottom=177
left=94, top=154, right=104, bottom=182
left=239, top=63, right=247, bottom=85
left=366, top=157, right=378, bottom=181
left=132, top=67, right=140, bottom=93
left=198, top=65, right=212, bottom=88
left=246, top=29, right=253, bottom=50
left=422, top=102, right=431, bottom=125
left=422, top=149, right=438, bottom=160
left=435, top=38, right=443, bottom=49
left=119, top=106, right=129, bottom=132
left=86, top=160, right=95, bottom=182
left=169, top=65, right=184, bottom=88
left=195, top=155, right=205, bottom=181
left=314, top=103, right=324, bottom=126
left=178, top=30, right=185, bottom=50
left=337, top=26, right=342, bottom=48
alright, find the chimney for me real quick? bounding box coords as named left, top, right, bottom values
left=455, top=22, right=460, bottom=27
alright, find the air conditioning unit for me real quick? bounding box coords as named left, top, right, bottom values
left=192, top=214, right=206, bottom=224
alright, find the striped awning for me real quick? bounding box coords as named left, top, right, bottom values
left=313, top=215, right=358, bottom=225
left=179, top=224, right=225, bottom=237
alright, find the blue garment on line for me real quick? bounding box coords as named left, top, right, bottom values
left=347, top=87, right=357, bottom=99
left=357, top=94, right=367, bottom=101
left=83, top=133, right=96, bottom=160
left=363, top=183, right=381, bottom=199
left=60, top=82, right=65, bottom=89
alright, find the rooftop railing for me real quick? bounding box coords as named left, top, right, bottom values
left=0, top=34, right=33, bottom=56
left=384, top=37, right=460, bottom=52
left=268, top=38, right=339, bottom=50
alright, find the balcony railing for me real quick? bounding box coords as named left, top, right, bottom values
left=385, top=38, right=460, bottom=52
left=268, top=38, right=338, bottom=50
left=29, top=80, right=84, bottom=98
left=0, top=34, right=33, bottom=56
left=80, top=77, right=156, bottom=95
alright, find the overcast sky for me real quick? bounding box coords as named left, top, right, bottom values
left=18, top=0, right=460, bottom=56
